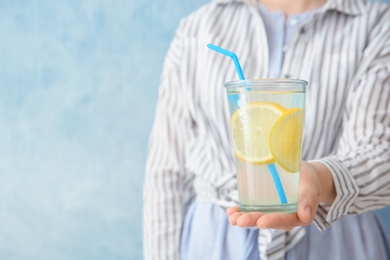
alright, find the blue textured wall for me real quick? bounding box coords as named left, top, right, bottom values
left=0, top=0, right=389, bottom=259
left=0, top=1, right=207, bottom=259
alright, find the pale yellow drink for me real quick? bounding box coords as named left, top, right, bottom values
left=225, top=79, right=306, bottom=213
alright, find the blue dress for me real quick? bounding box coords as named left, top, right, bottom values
left=181, top=202, right=390, bottom=260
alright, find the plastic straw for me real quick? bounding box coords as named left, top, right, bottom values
left=267, top=164, right=287, bottom=204
left=207, top=44, right=245, bottom=80
left=207, top=43, right=287, bottom=205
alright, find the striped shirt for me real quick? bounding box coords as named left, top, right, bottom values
left=144, top=0, right=390, bottom=259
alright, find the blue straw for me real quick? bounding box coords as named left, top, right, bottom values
left=207, top=44, right=245, bottom=106
left=207, top=44, right=245, bottom=80
left=267, top=164, right=288, bottom=204
left=207, top=43, right=287, bottom=205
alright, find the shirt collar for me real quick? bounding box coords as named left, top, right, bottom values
left=323, top=0, right=367, bottom=15
left=213, top=0, right=258, bottom=9
left=213, top=0, right=368, bottom=16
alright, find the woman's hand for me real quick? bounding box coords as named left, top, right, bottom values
left=226, top=161, right=336, bottom=230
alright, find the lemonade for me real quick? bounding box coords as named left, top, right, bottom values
left=225, top=79, right=306, bottom=213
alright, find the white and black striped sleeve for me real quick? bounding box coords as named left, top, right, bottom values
left=143, top=21, right=196, bottom=260
left=314, top=11, right=390, bottom=230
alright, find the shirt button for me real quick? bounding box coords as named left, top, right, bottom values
left=283, top=45, right=288, bottom=52
left=284, top=74, right=291, bottom=78
left=300, top=27, right=306, bottom=34
left=290, top=19, right=298, bottom=26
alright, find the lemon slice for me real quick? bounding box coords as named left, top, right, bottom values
left=230, top=102, right=287, bottom=164
left=270, top=108, right=304, bottom=173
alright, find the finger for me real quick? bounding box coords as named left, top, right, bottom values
left=256, top=213, right=303, bottom=229
left=236, top=212, right=264, bottom=227
left=226, top=207, right=240, bottom=216
left=228, top=212, right=245, bottom=225
left=283, top=226, right=294, bottom=231
left=297, top=163, right=321, bottom=224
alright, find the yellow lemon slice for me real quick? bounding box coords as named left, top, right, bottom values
left=230, top=102, right=287, bottom=164
left=270, top=108, right=304, bottom=173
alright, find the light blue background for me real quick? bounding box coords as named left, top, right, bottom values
left=0, top=1, right=207, bottom=259
left=0, top=1, right=389, bottom=259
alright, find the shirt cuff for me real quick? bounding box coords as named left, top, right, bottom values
left=310, top=156, right=360, bottom=231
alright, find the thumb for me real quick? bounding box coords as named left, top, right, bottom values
left=297, top=162, right=321, bottom=224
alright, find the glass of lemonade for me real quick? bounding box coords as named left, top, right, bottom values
left=225, top=79, right=307, bottom=213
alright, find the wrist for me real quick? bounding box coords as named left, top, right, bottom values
left=310, top=161, right=336, bottom=205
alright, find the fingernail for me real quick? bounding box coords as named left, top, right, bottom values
left=305, top=207, right=312, bottom=218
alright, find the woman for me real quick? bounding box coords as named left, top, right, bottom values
left=144, top=0, right=390, bottom=259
